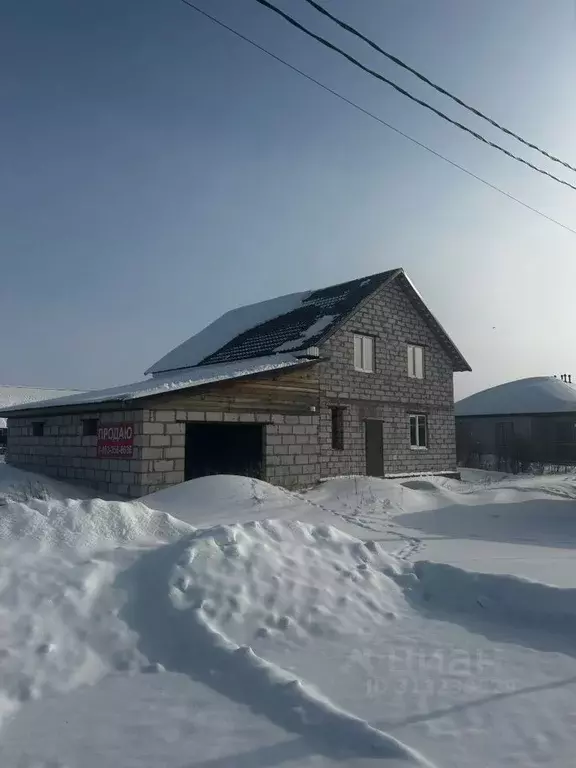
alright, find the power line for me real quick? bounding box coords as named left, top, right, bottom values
left=253, top=0, right=576, bottom=193
left=303, top=0, right=576, bottom=176
left=176, top=0, right=576, bottom=237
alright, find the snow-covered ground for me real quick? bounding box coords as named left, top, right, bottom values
left=2, top=462, right=576, bottom=767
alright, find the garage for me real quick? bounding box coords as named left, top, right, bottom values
left=185, top=422, right=265, bottom=481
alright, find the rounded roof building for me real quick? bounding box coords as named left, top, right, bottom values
left=455, top=376, right=576, bottom=417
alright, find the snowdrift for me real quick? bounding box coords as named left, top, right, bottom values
left=411, top=559, right=576, bottom=631
left=5, top=464, right=576, bottom=767
left=121, top=519, right=436, bottom=766
left=170, top=519, right=404, bottom=642
left=143, top=474, right=314, bottom=527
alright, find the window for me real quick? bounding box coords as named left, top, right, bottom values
left=331, top=407, right=344, bottom=450
left=83, top=418, right=98, bottom=437
left=353, top=334, right=374, bottom=372
left=409, top=414, right=427, bottom=449
left=32, top=422, right=44, bottom=437
left=407, top=345, right=424, bottom=379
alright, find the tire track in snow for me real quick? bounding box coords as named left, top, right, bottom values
left=118, top=538, right=437, bottom=767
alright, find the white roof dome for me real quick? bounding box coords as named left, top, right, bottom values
left=455, top=376, right=576, bottom=417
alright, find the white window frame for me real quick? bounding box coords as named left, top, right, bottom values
left=409, top=414, right=428, bottom=449
left=353, top=334, right=375, bottom=373
left=407, top=344, right=424, bottom=379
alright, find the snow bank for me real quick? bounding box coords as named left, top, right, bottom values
left=120, top=520, right=435, bottom=766
left=143, top=474, right=317, bottom=528
left=0, top=496, right=192, bottom=553
left=170, top=519, right=403, bottom=642
left=6, top=463, right=576, bottom=766
left=308, top=475, right=444, bottom=514
left=410, top=559, right=576, bottom=630
left=0, top=546, right=146, bottom=727
left=0, top=462, right=98, bottom=502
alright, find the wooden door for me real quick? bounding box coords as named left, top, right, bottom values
left=365, top=420, right=384, bottom=477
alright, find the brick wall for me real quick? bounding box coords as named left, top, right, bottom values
left=317, top=279, right=457, bottom=476
left=6, top=410, right=148, bottom=496
left=6, top=407, right=321, bottom=497
left=146, top=409, right=319, bottom=493
left=263, top=413, right=319, bottom=488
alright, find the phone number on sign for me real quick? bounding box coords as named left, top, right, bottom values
left=97, top=444, right=133, bottom=457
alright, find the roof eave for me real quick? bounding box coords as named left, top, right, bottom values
left=0, top=357, right=321, bottom=416
left=0, top=400, right=130, bottom=418
left=397, top=271, right=472, bottom=373
left=311, top=268, right=471, bottom=373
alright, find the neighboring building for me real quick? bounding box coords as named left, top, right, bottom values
left=0, top=385, right=82, bottom=452
left=0, top=268, right=470, bottom=496
left=456, top=376, right=576, bottom=471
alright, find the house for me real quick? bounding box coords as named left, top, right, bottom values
left=0, top=385, right=82, bottom=452
left=0, top=268, right=470, bottom=496
left=455, top=375, right=576, bottom=471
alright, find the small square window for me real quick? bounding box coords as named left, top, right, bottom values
left=32, top=422, right=44, bottom=437
left=353, top=334, right=374, bottom=372
left=407, top=345, right=424, bottom=379
left=83, top=419, right=98, bottom=437
left=409, top=414, right=427, bottom=449
left=331, top=407, right=344, bottom=450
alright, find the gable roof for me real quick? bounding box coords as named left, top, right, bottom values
left=146, top=268, right=470, bottom=375
left=0, top=355, right=312, bottom=415
left=0, top=385, right=82, bottom=428
left=455, top=376, right=576, bottom=417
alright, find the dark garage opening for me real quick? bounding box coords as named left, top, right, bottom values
left=185, top=422, right=264, bottom=481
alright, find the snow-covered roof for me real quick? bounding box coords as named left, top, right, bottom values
left=455, top=376, right=576, bottom=417
left=146, top=268, right=471, bottom=376
left=0, top=354, right=313, bottom=415
left=145, top=271, right=398, bottom=376
left=0, top=386, right=82, bottom=428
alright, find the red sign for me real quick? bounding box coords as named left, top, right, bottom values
left=97, top=423, right=134, bottom=458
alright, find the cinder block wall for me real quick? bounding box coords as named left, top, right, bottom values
left=6, top=407, right=321, bottom=497
left=142, top=409, right=319, bottom=493
left=318, top=279, right=457, bottom=476
left=6, top=410, right=148, bottom=496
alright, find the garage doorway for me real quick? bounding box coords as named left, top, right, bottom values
left=185, top=422, right=264, bottom=481
left=365, top=419, right=384, bottom=477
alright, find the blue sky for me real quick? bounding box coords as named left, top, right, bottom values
left=2, top=0, right=576, bottom=399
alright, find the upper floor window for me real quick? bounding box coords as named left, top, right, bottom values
left=353, top=334, right=374, bottom=372
left=407, top=344, right=424, bottom=379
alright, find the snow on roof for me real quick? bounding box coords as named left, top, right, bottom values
left=145, top=271, right=400, bottom=376
left=274, top=314, right=336, bottom=352
left=0, top=386, right=82, bottom=428
left=0, top=354, right=312, bottom=415
left=455, top=376, right=576, bottom=417
left=145, top=290, right=312, bottom=376
left=146, top=268, right=470, bottom=377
